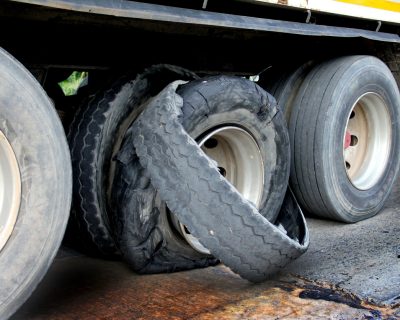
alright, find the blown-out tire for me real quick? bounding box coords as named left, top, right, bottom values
left=113, top=75, right=291, bottom=273
left=67, top=65, right=198, bottom=256
left=130, top=80, right=309, bottom=282
left=113, top=135, right=218, bottom=273
left=0, top=48, right=72, bottom=319
left=289, top=55, right=400, bottom=222
left=178, top=76, right=290, bottom=222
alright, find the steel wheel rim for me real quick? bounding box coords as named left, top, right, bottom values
left=0, top=130, right=21, bottom=252
left=343, top=92, right=391, bottom=190
left=172, top=125, right=264, bottom=254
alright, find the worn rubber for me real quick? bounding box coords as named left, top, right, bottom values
left=265, top=61, right=314, bottom=122
left=113, top=75, right=290, bottom=273
left=130, top=81, right=309, bottom=282
left=178, top=76, right=290, bottom=222
left=289, top=55, right=400, bottom=222
left=67, top=64, right=198, bottom=256
left=0, top=47, right=72, bottom=320
left=113, top=133, right=218, bottom=273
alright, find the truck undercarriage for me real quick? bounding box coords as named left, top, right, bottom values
left=0, top=1, right=399, bottom=318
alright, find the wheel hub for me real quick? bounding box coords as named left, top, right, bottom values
left=0, top=130, right=21, bottom=252
left=343, top=92, right=391, bottom=190
left=171, top=125, right=264, bottom=254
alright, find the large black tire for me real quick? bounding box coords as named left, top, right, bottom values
left=289, top=55, right=400, bottom=222
left=130, top=80, right=309, bottom=282
left=0, top=48, right=72, bottom=319
left=112, top=75, right=290, bottom=273
left=67, top=65, right=198, bottom=256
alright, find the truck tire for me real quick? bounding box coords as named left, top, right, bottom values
left=289, top=55, right=400, bottom=222
left=130, top=80, right=309, bottom=282
left=67, top=65, right=198, bottom=256
left=0, top=48, right=72, bottom=319
left=113, top=135, right=218, bottom=273
left=266, top=61, right=314, bottom=121
left=112, top=75, right=290, bottom=273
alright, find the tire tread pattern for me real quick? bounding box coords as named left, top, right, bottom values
left=130, top=81, right=309, bottom=282
left=67, top=64, right=199, bottom=255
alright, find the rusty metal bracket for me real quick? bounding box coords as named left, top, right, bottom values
left=306, top=10, right=312, bottom=24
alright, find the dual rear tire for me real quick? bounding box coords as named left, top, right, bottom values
left=275, top=56, right=400, bottom=222
left=69, top=55, right=400, bottom=276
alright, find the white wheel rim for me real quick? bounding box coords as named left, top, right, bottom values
left=0, top=130, right=21, bottom=252
left=343, top=92, right=391, bottom=190
left=172, top=126, right=264, bottom=254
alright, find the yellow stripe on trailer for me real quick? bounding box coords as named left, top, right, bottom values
left=249, top=0, right=400, bottom=25
left=337, top=0, right=400, bottom=12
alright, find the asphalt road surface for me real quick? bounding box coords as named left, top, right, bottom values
left=11, top=180, right=400, bottom=319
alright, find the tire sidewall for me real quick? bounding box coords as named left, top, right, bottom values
left=97, top=81, right=146, bottom=233
left=274, top=61, right=314, bottom=121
